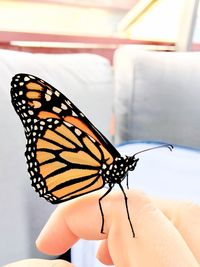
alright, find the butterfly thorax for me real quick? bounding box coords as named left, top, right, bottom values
left=100, top=156, right=139, bottom=184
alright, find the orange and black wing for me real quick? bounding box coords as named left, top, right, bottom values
left=11, top=73, right=120, bottom=203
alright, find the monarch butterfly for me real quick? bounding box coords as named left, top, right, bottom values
left=11, top=73, right=173, bottom=237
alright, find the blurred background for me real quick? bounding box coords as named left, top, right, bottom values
left=1, top=1, right=200, bottom=266
left=0, top=0, right=200, bottom=60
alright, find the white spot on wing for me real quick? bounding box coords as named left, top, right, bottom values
left=28, top=110, right=34, bottom=115
left=24, top=76, right=30, bottom=81
left=72, top=111, right=77, bottom=117
left=75, top=128, right=82, bottom=136
left=102, top=164, right=107, bottom=169
left=47, top=89, right=52, bottom=95
left=61, top=103, right=67, bottom=110
left=52, top=106, right=61, bottom=113
left=66, top=100, right=72, bottom=107
left=55, top=91, right=60, bottom=97
left=64, top=121, right=72, bottom=127
left=45, top=94, right=51, bottom=101
left=28, top=75, right=35, bottom=79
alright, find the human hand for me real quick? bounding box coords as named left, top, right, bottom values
left=4, top=189, right=200, bottom=267
left=36, top=189, right=200, bottom=267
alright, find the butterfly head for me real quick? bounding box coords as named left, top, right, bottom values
left=126, top=155, right=139, bottom=171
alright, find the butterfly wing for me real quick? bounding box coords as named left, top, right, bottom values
left=11, top=73, right=120, bottom=203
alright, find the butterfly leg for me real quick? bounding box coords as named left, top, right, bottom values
left=99, top=185, right=114, bottom=234
left=118, top=183, right=135, bottom=237
left=126, top=173, right=129, bottom=189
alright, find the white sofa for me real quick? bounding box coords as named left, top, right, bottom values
left=114, top=46, right=200, bottom=148
left=1, top=47, right=200, bottom=267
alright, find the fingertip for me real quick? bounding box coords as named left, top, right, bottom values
left=96, top=240, right=113, bottom=265
left=36, top=205, right=78, bottom=255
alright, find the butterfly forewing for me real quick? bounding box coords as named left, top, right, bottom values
left=11, top=74, right=120, bottom=153
left=10, top=73, right=118, bottom=203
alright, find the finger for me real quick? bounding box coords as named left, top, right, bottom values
left=98, top=197, right=200, bottom=267
left=36, top=203, right=79, bottom=255
left=37, top=190, right=199, bottom=267
left=36, top=189, right=108, bottom=255
left=154, top=199, right=200, bottom=264
left=96, top=239, right=113, bottom=265
left=103, top=190, right=199, bottom=267
left=37, top=188, right=138, bottom=255
left=3, top=259, right=74, bottom=267
left=176, top=202, right=200, bottom=264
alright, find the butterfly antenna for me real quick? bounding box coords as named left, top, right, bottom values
left=133, top=144, right=173, bottom=157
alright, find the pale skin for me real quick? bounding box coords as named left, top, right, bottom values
left=4, top=190, right=200, bottom=267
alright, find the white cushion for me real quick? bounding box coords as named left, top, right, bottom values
left=114, top=47, right=200, bottom=148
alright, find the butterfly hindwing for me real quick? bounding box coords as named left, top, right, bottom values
left=10, top=73, right=119, bottom=203
left=26, top=118, right=105, bottom=203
